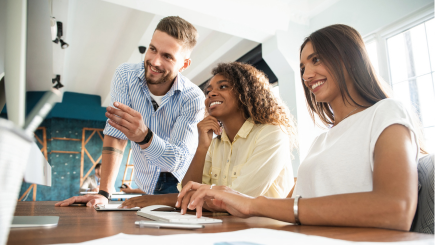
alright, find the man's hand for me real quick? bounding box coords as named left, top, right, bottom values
left=54, top=195, right=108, bottom=207
left=106, top=102, right=148, bottom=143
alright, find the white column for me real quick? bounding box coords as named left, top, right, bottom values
left=262, top=24, right=323, bottom=175
left=5, top=0, right=27, bottom=127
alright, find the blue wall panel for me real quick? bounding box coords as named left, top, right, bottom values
left=2, top=90, right=140, bottom=201
left=1, top=91, right=108, bottom=121
left=19, top=117, right=138, bottom=201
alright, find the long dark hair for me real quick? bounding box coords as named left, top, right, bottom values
left=301, top=24, right=427, bottom=153
left=300, top=24, right=390, bottom=126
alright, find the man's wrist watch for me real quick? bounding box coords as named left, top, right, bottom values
left=135, top=129, right=153, bottom=145
left=98, top=190, right=110, bottom=200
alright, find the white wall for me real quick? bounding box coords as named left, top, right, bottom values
left=310, top=0, right=433, bottom=36
left=0, top=0, right=6, bottom=75
left=26, top=0, right=53, bottom=92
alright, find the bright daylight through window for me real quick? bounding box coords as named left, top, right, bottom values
left=385, top=18, right=435, bottom=153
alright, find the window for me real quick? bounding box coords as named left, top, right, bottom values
left=386, top=18, right=435, bottom=153
left=365, top=40, right=380, bottom=75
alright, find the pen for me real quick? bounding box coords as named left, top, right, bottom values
left=135, top=220, right=204, bottom=229
left=136, top=221, right=161, bottom=228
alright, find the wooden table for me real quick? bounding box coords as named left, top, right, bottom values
left=7, top=202, right=433, bottom=244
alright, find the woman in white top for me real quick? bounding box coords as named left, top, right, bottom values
left=177, top=24, right=425, bottom=231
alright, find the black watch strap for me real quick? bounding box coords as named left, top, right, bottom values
left=135, top=129, right=153, bottom=145
left=98, top=190, right=110, bottom=200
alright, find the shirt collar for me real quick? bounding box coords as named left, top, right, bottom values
left=221, top=118, right=255, bottom=142
left=138, top=62, right=185, bottom=96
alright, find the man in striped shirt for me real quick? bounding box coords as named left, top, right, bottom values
left=55, top=16, right=205, bottom=207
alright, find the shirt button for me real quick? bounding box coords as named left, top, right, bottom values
left=224, top=175, right=226, bottom=179
left=214, top=174, right=217, bottom=177
left=227, top=160, right=229, bottom=162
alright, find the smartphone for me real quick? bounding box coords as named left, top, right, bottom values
left=135, top=220, right=203, bottom=229
left=119, top=184, right=128, bottom=189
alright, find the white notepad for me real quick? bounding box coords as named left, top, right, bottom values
left=137, top=205, right=223, bottom=224
left=94, top=204, right=140, bottom=211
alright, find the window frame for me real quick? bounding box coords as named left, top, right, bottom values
left=363, top=5, right=435, bottom=153
left=363, top=6, right=434, bottom=87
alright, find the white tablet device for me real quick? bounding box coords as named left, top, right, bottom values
left=137, top=205, right=223, bottom=224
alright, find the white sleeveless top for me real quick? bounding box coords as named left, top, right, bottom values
left=292, top=99, right=419, bottom=198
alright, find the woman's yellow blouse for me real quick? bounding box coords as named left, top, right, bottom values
left=202, top=118, right=294, bottom=198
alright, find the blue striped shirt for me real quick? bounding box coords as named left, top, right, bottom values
left=103, top=62, right=205, bottom=194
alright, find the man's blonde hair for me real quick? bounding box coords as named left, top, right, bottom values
left=155, top=16, right=198, bottom=52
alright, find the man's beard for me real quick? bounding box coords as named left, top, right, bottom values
left=145, top=61, right=176, bottom=85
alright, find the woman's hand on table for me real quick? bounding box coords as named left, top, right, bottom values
left=174, top=189, right=225, bottom=214
left=120, top=196, right=150, bottom=208
left=176, top=181, right=255, bottom=218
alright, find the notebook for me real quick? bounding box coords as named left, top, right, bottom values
left=137, top=205, right=223, bottom=224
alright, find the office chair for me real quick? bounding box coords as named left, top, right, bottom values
left=410, top=153, right=434, bottom=234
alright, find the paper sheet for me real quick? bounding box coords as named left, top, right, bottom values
left=53, top=228, right=433, bottom=245
left=94, top=204, right=139, bottom=211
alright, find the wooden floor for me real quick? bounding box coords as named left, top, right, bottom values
left=7, top=201, right=433, bottom=244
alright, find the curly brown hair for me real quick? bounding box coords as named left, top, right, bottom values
left=208, top=62, right=298, bottom=151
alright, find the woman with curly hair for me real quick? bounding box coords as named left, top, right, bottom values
left=120, top=62, right=297, bottom=209
left=177, top=24, right=423, bottom=231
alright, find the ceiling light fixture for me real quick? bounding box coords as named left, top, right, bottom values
left=59, top=39, right=69, bottom=49
left=138, top=46, right=146, bottom=61
left=52, top=75, right=64, bottom=89
left=52, top=21, right=69, bottom=49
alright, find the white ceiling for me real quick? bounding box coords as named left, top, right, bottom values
left=40, top=0, right=340, bottom=106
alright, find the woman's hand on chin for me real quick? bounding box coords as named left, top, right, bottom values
left=176, top=181, right=254, bottom=218
left=197, top=116, right=221, bottom=149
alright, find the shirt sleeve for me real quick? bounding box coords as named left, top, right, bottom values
left=201, top=140, right=215, bottom=185
left=177, top=138, right=214, bottom=192
left=102, top=64, right=130, bottom=140
left=231, top=126, right=294, bottom=197
left=80, top=177, right=91, bottom=191
left=140, top=91, right=205, bottom=172
left=369, top=99, right=420, bottom=170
